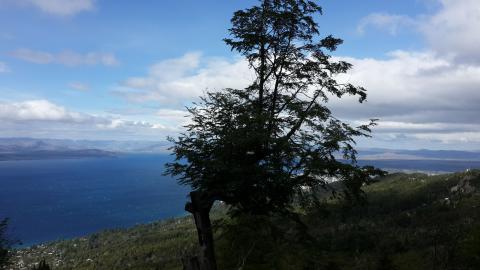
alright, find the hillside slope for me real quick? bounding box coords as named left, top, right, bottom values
left=11, top=170, right=480, bottom=270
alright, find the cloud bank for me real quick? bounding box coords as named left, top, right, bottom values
left=358, top=0, right=480, bottom=63
left=116, top=52, right=252, bottom=104
left=0, top=0, right=96, bottom=16
left=0, top=100, right=178, bottom=140
left=115, top=49, right=480, bottom=148
left=10, top=49, right=119, bottom=67
left=344, top=0, right=480, bottom=148
left=357, top=13, right=417, bottom=35
left=2, top=0, right=479, bottom=149
left=333, top=51, right=480, bottom=148
left=114, top=0, right=480, bottom=149
left=420, top=0, right=480, bottom=63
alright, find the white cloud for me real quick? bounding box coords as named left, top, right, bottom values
left=117, top=52, right=252, bottom=104
left=350, top=0, right=480, bottom=147
left=111, top=48, right=480, bottom=147
left=357, top=13, right=416, bottom=35
left=96, top=119, right=159, bottom=130
left=0, top=62, right=9, bottom=73
left=10, top=49, right=52, bottom=64
left=30, top=0, right=94, bottom=16
left=358, top=0, right=480, bottom=63
left=334, top=51, right=480, bottom=122
left=10, top=49, right=119, bottom=67
left=0, top=0, right=96, bottom=16
left=330, top=50, right=480, bottom=146
left=413, top=132, right=480, bottom=144
left=420, top=0, right=480, bottom=63
left=375, top=122, right=480, bottom=133
left=0, top=100, right=87, bottom=122
left=350, top=0, right=480, bottom=149
left=69, top=82, right=90, bottom=91
left=0, top=100, right=182, bottom=140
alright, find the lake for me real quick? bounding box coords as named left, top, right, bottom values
left=1, top=154, right=480, bottom=246
left=0, top=154, right=189, bottom=247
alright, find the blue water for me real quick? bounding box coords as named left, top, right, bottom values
left=1, top=155, right=480, bottom=247
left=0, top=154, right=189, bottom=247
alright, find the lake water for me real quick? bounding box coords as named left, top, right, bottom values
left=0, top=154, right=189, bottom=247
left=1, top=154, right=480, bottom=246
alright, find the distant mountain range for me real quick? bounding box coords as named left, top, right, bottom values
left=1, top=137, right=479, bottom=161
left=0, top=149, right=116, bottom=161
left=0, top=138, right=171, bottom=154
left=357, top=148, right=480, bottom=161
left=0, top=138, right=143, bottom=161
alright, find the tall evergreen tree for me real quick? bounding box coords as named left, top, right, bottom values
left=166, top=0, right=383, bottom=268
left=166, top=0, right=381, bottom=216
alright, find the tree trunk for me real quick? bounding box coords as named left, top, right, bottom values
left=184, top=191, right=217, bottom=270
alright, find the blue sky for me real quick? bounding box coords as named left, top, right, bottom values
left=1, top=0, right=479, bottom=150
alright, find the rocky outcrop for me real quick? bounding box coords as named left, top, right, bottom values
left=450, top=174, right=477, bottom=194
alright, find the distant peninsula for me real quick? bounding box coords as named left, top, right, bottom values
left=0, top=149, right=117, bottom=161
left=0, top=138, right=118, bottom=161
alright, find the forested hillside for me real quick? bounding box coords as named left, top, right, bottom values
left=11, top=170, right=480, bottom=270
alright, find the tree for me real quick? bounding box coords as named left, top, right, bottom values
left=0, top=219, right=11, bottom=269
left=30, top=259, right=51, bottom=270
left=165, top=0, right=383, bottom=268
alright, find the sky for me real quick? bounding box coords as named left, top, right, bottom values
left=0, top=0, right=479, bottom=150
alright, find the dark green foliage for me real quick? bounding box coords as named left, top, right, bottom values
left=0, top=219, right=11, bottom=269
left=214, top=170, right=480, bottom=270
left=460, top=226, right=480, bottom=268
left=376, top=253, right=395, bottom=270
left=31, top=259, right=51, bottom=270
left=166, top=0, right=383, bottom=217
left=13, top=217, right=199, bottom=270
